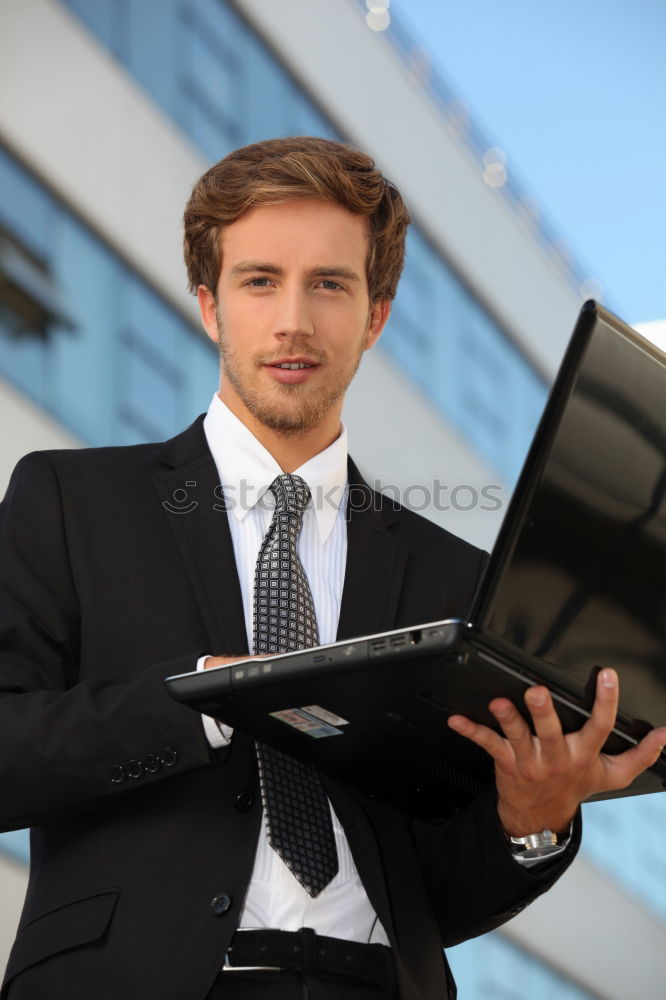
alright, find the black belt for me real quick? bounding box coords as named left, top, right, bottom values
left=225, top=928, right=395, bottom=990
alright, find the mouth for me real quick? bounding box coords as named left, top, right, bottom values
left=264, top=357, right=320, bottom=384
left=267, top=357, right=318, bottom=370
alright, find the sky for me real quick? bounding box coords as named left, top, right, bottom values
left=389, top=0, right=666, bottom=326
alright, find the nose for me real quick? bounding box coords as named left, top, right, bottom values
left=271, top=285, right=314, bottom=339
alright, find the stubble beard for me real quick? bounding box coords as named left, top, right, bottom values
left=215, top=311, right=368, bottom=435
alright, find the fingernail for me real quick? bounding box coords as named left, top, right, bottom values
left=448, top=717, right=466, bottom=732
left=493, top=704, right=511, bottom=718
left=601, top=669, right=616, bottom=687
left=528, top=690, right=547, bottom=706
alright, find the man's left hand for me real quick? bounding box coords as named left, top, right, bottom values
left=448, top=668, right=666, bottom=836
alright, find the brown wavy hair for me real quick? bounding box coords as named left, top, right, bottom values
left=183, top=136, right=410, bottom=304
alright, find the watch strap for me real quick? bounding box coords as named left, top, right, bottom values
left=508, top=822, right=573, bottom=860
left=510, top=829, right=559, bottom=851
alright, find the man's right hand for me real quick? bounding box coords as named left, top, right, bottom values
left=203, top=654, right=268, bottom=669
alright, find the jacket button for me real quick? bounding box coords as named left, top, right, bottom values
left=211, top=893, right=232, bottom=916
left=235, top=789, right=254, bottom=812
left=144, top=754, right=161, bottom=774
left=160, top=747, right=178, bottom=767
left=126, top=759, right=144, bottom=779
left=110, top=765, right=126, bottom=784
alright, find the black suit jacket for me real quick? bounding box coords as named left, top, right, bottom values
left=0, top=416, right=579, bottom=1000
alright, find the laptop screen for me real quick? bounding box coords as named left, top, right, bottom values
left=477, top=302, right=666, bottom=729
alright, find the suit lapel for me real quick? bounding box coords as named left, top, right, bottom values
left=152, top=417, right=249, bottom=657
left=336, top=459, right=409, bottom=641
left=152, top=425, right=409, bottom=651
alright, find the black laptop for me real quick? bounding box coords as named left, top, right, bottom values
left=166, top=301, right=666, bottom=819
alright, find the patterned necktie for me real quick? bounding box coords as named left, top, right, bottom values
left=253, top=474, right=338, bottom=897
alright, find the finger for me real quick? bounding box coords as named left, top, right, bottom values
left=488, top=698, right=534, bottom=762
left=523, top=686, right=565, bottom=762
left=579, top=669, right=620, bottom=754
left=601, top=726, right=666, bottom=791
left=447, top=714, right=514, bottom=769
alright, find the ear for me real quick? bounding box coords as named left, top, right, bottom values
left=364, top=299, right=391, bottom=351
left=197, top=285, right=219, bottom=344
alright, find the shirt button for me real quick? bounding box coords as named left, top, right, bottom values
left=143, top=754, right=161, bottom=774
left=235, top=790, right=254, bottom=812
left=160, top=748, right=178, bottom=767
left=211, top=893, right=232, bottom=916
left=126, top=759, right=144, bottom=779
left=109, top=765, right=126, bottom=784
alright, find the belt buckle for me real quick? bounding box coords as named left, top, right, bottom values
left=223, top=929, right=284, bottom=973
left=222, top=965, right=284, bottom=972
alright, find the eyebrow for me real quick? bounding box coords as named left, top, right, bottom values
left=230, top=261, right=362, bottom=283
left=230, top=261, right=282, bottom=277
left=315, top=266, right=362, bottom=283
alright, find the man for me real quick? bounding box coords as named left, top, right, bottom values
left=0, top=137, right=663, bottom=1000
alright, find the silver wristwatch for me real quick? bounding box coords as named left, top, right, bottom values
left=509, top=828, right=566, bottom=860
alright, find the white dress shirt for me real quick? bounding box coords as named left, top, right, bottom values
left=199, top=394, right=389, bottom=945
left=195, top=395, right=569, bottom=939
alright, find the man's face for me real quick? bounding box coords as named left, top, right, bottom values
left=198, top=198, right=390, bottom=437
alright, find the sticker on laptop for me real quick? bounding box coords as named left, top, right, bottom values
left=301, top=705, right=349, bottom=727
left=269, top=706, right=348, bottom=739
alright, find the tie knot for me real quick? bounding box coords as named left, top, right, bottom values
left=270, top=474, right=311, bottom=518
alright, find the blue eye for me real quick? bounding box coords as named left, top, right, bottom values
left=319, top=280, right=342, bottom=290
left=249, top=277, right=272, bottom=287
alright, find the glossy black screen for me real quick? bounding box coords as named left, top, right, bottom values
left=482, top=304, right=666, bottom=731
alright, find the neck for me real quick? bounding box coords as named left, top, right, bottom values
left=217, top=392, right=342, bottom=472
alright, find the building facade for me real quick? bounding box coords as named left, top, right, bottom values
left=0, top=1, right=664, bottom=995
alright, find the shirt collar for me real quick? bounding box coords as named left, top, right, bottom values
left=202, top=394, right=348, bottom=545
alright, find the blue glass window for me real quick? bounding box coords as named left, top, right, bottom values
left=387, top=227, right=547, bottom=482
left=582, top=794, right=666, bottom=921
left=448, top=933, right=595, bottom=999
left=0, top=830, right=29, bottom=865
left=0, top=144, right=218, bottom=446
